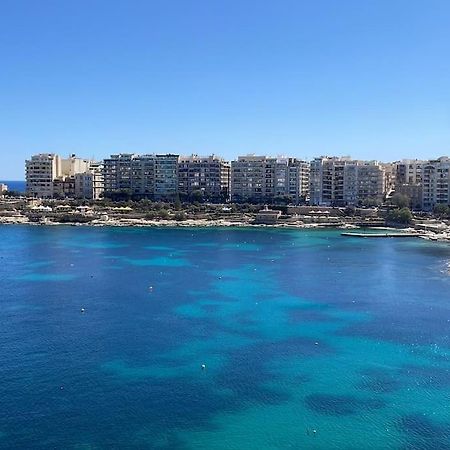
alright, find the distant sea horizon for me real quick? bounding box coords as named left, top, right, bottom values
left=0, top=180, right=25, bottom=192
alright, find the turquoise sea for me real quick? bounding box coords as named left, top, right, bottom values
left=1, top=225, right=450, bottom=449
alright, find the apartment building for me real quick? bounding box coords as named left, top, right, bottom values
left=154, top=154, right=179, bottom=200
left=309, top=157, right=351, bottom=205
left=178, top=154, right=230, bottom=201
left=103, top=154, right=136, bottom=194
left=231, top=155, right=309, bottom=203
left=26, top=153, right=62, bottom=198
left=347, top=162, right=385, bottom=204
left=310, top=157, right=385, bottom=206
left=26, top=153, right=102, bottom=199
left=422, top=157, right=450, bottom=211
left=103, top=153, right=179, bottom=200
left=74, top=162, right=104, bottom=200
left=395, top=159, right=425, bottom=185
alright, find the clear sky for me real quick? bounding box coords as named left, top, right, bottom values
left=1, top=0, right=450, bottom=179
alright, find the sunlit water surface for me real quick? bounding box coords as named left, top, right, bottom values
left=1, top=225, right=450, bottom=449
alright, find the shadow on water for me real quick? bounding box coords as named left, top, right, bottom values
left=397, top=414, right=450, bottom=450
left=304, top=393, right=385, bottom=416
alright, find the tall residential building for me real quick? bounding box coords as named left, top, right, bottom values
left=178, top=154, right=230, bottom=201
left=230, top=155, right=267, bottom=203
left=26, top=153, right=62, bottom=198
left=26, top=153, right=101, bottom=199
left=230, top=155, right=309, bottom=203
left=103, top=153, right=179, bottom=200
left=309, top=156, right=351, bottom=205
left=103, top=154, right=136, bottom=194
left=345, top=162, right=385, bottom=204
left=284, top=157, right=310, bottom=203
left=422, top=157, right=450, bottom=211
left=154, top=154, right=179, bottom=200
left=393, top=159, right=426, bottom=209
left=310, top=157, right=385, bottom=206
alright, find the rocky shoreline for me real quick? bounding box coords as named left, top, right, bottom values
left=1, top=197, right=449, bottom=242
left=1, top=213, right=449, bottom=243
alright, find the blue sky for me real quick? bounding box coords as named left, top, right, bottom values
left=1, top=0, right=449, bottom=179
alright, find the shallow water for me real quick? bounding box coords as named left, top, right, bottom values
left=1, top=225, right=450, bottom=449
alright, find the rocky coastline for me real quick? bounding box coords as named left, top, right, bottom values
left=1, top=197, right=449, bottom=242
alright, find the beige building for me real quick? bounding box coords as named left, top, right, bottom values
left=231, top=155, right=309, bottom=203
left=26, top=153, right=101, bottom=199
left=74, top=162, right=104, bottom=200
left=26, top=153, right=62, bottom=198
left=310, top=157, right=385, bottom=206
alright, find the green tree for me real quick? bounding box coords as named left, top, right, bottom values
left=433, top=204, right=450, bottom=217
left=190, top=190, right=204, bottom=203
left=387, top=207, right=413, bottom=224
left=157, top=209, right=170, bottom=219
left=390, top=193, right=410, bottom=209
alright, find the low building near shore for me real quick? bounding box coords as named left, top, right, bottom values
left=254, top=206, right=282, bottom=224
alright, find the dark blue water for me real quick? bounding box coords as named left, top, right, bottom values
left=0, top=180, right=25, bottom=193
left=1, top=226, right=450, bottom=449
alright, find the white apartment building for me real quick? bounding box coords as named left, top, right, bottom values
left=26, top=153, right=62, bottom=198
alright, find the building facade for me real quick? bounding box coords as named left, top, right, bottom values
left=231, top=155, right=309, bottom=203
left=103, top=153, right=179, bottom=200
left=310, top=157, right=385, bottom=206
left=73, top=162, right=104, bottom=200
left=26, top=153, right=102, bottom=199
left=103, top=154, right=136, bottom=195
left=309, top=157, right=350, bottom=205
left=178, top=154, right=230, bottom=201
left=26, top=153, right=62, bottom=198
left=154, top=154, right=179, bottom=200
left=422, top=157, right=450, bottom=211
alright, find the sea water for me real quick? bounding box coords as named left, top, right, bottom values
left=0, top=225, right=449, bottom=449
